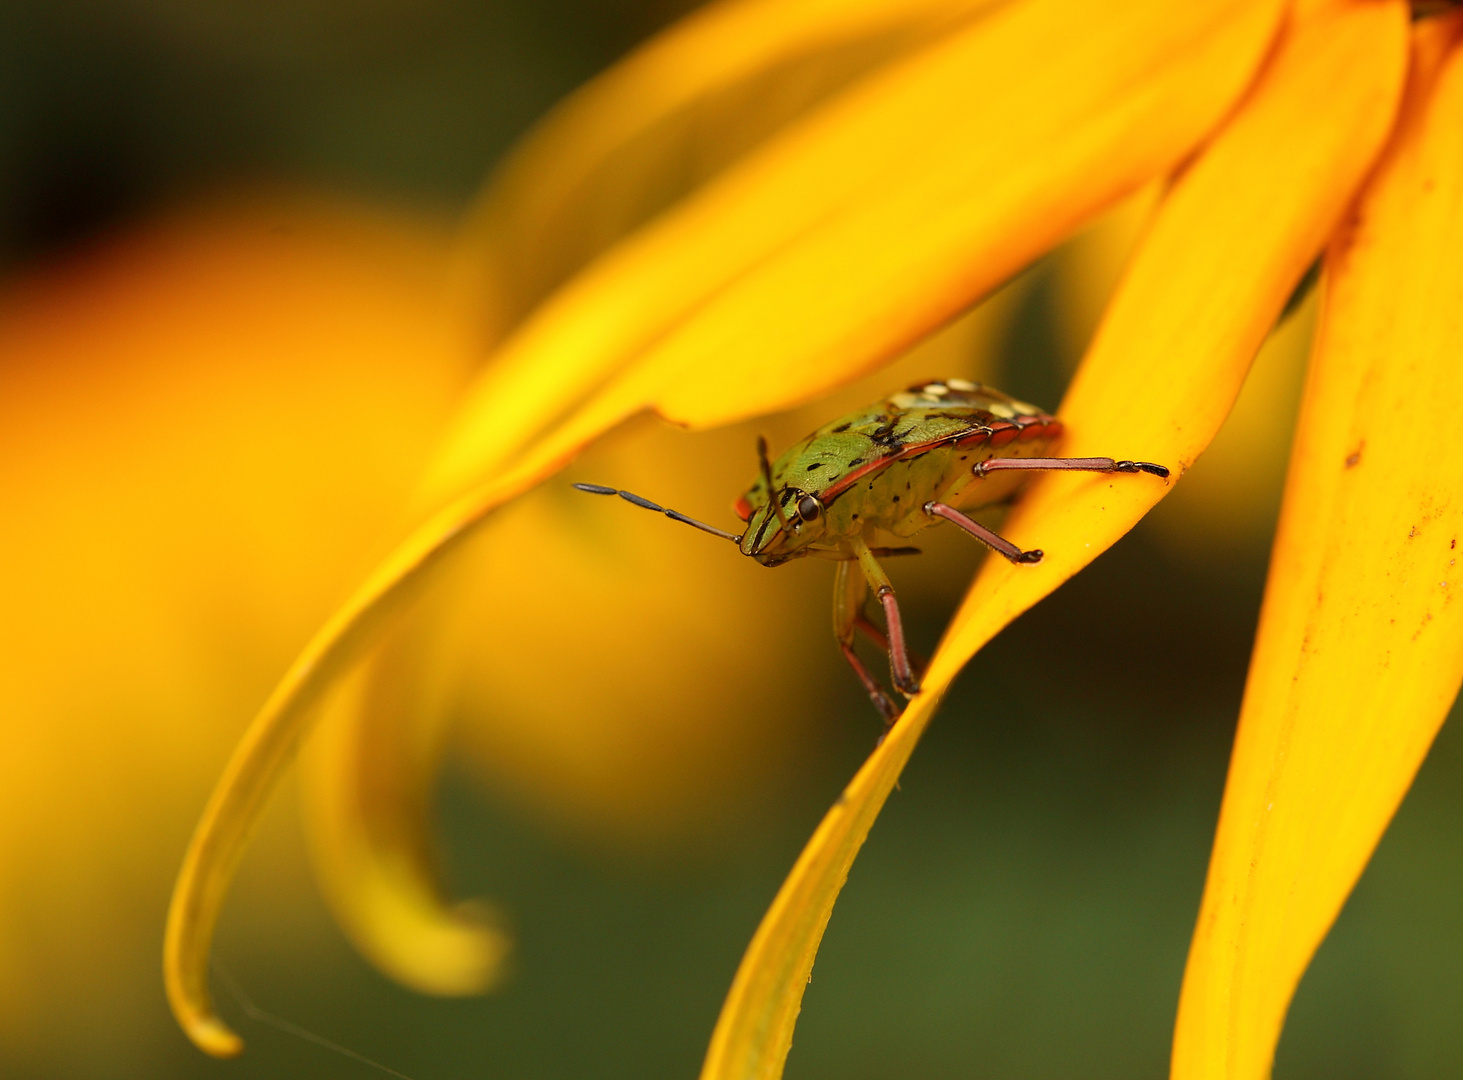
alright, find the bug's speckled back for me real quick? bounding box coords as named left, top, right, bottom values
left=737, top=380, right=1063, bottom=562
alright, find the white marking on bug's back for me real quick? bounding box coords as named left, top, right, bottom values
left=889, top=390, right=946, bottom=409
left=946, top=378, right=979, bottom=392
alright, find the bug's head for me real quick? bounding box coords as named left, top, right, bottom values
left=735, top=437, right=827, bottom=565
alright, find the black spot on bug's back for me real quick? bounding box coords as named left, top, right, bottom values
left=848, top=457, right=865, bottom=467
left=832, top=422, right=852, bottom=433
left=806, top=463, right=823, bottom=471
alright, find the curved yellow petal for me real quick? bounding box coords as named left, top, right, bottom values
left=1173, top=16, right=1463, bottom=1080
left=167, top=0, right=1288, bottom=1055
left=163, top=464, right=544, bottom=1057
left=312, top=0, right=1282, bottom=997
left=456, top=0, right=1010, bottom=336
left=299, top=654, right=511, bottom=997
left=298, top=0, right=1007, bottom=993
left=699, top=5, right=1409, bottom=1077
left=293, top=301, right=1012, bottom=1000
left=427, top=0, right=1286, bottom=503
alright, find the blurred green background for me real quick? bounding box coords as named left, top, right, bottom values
left=3, top=2, right=1462, bottom=1079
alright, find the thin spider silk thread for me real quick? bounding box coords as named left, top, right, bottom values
left=211, top=960, right=425, bottom=1080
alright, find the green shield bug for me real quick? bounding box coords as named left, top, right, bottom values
left=576, top=379, right=1168, bottom=723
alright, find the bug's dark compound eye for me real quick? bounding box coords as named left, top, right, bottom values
left=797, top=494, right=823, bottom=522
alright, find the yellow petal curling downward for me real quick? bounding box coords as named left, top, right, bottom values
left=425, top=0, right=1287, bottom=503
left=166, top=0, right=1288, bottom=1057
left=299, top=0, right=1010, bottom=998
left=1173, top=16, right=1463, bottom=1080
left=456, top=0, right=1011, bottom=337
left=698, top=4, right=1409, bottom=1078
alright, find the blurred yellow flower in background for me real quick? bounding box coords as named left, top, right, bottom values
left=7, top=0, right=1455, bottom=1077
left=0, top=198, right=470, bottom=1062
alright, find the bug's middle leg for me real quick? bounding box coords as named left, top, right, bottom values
left=834, top=558, right=900, bottom=721
left=927, top=454, right=1171, bottom=564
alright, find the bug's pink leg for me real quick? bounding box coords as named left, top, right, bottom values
left=833, top=559, right=900, bottom=721
left=853, top=616, right=928, bottom=680
left=972, top=456, right=1169, bottom=478
left=852, top=539, right=921, bottom=698
left=924, top=501, right=1044, bottom=564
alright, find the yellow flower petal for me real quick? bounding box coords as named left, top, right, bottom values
left=299, top=661, right=511, bottom=997
left=1173, top=15, right=1463, bottom=1080
left=0, top=199, right=469, bottom=1059
left=291, top=298, right=1015, bottom=1000
left=699, top=5, right=1409, bottom=1077
left=426, top=0, right=1286, bottom=504
left=167, top=0, right=1288, bottom=1055
left=297, top=0, right=1011, bottom=993
left=456, top=0, right=1009, bottom=336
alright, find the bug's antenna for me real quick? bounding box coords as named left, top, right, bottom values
left=757, top=436, right=793, bottom=533
left=573, top=483, right=743, bottom=543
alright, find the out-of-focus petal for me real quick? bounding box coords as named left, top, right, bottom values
left=167, top=0, right=1288, bottom=1054
left=0, top=200, right=469, bottom=1061
left=300, top=661, right=511, bottom=997
left=457, top=0, right=1010, bottom=337
left=1173, top=16, right=1463, bottom=1080
left=697, top=5, right=1409, bottom=1077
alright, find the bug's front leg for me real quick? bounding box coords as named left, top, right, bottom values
left=833, top=559, right=900, bottom=722
left=851, top=537, right=921, bottom=699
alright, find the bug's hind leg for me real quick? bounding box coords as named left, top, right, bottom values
left=834, top=559, right=900, bottom=722
left=930, top=455, right=1170, bottom=565
left=972, top=456, right=1170, bottom=479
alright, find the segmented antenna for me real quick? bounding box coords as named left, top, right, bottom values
left=573, top=483, right=743, bottom=543
left=756, top=436, right=793, bottom=532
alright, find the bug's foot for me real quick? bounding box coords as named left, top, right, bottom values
left=893, top=672, right=922, bottom=698
left=869, top=688, right=902, bottom=722
left=1012, top=548, right=1044, bottom=564
left=1113, top=460, right=1170, bottom=478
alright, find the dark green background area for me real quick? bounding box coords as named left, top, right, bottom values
left=6, top=3, right=1463, bottom=1078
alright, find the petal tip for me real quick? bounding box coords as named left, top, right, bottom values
left=185, top=1015, right=245, bottom=1059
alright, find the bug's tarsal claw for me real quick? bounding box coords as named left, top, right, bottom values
left=894, top=674, right=922, bottom=697
left=1014, top=548, right=1044, bottom=564
left=1113, top=460, right=1170, bottom=478
left=873, top=691, right=902, bottom=722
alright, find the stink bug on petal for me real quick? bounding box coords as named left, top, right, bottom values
left=576, top=380, right=1168, bottom=725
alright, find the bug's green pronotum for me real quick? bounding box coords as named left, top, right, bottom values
left=577, top=380, right=1168, bottom=722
